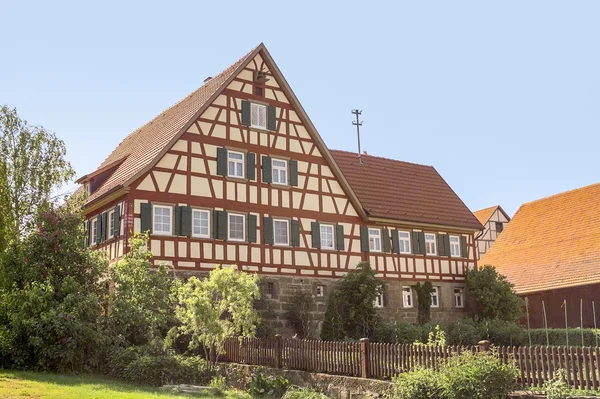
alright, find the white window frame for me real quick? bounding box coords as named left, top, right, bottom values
left=398, top=231, right=411, bottom=254
left=273, top=218, right=289, bottom=246
left=316, top=285, right=325, bottom=297
left=153, top=205, right=173, bottom=236
left=192, top=209, right=211, bottom=239
left=402, top=287, right=414, bottom=308
left=227, top=150, right=245, bottom=178
left=454, top=288, right=465, bottom=308
left=108, top=210, right=115, bottom=238
left=320, top=223, right=335, bottom=250
left=369, top=228, right=382, bottom=252
left=431, top=286, right=440, bottom=308
left=374, top=292, right=384, bottom=308
left=271, top=158, right=288, bottom=185
left=91, top=218, right=98, bottom=245
left=228, top=213, right=246, bottom=242
left=449, top=235, right=461, bottom=257
left=425, top=233, right=437, bottom=256
left=250, top=102, right=267, bottom=129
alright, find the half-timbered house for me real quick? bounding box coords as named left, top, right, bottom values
left=78, top=43, right=482, bottom=336
left=473, top=205, right=510, bottom=259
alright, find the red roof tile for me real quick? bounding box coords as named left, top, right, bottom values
left=479, top=182, right=600, bottom=294
left=473, top=206, right=499, bottom=225
left=330, top=150, right=483, bottom=230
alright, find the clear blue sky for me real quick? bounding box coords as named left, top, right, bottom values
left=2, top=1, right=599, bottom=216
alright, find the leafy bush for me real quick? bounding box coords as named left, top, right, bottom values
left=414, top=282, right=434, bottom=325
left=440, top=349, right=518, bottom=399
left=544, top=369, right=570, bottom=399
left=249, top=373, right=290, bottom=398
left=282, top=387, right=329, bottom=399
left=389, top=367, right=444, bottom=399
left=528, top=328, right=600, bottom=347
left=374, top=322, right=423, bottom=344
left=466, top=265, right=524, bottom=322
left=442, top=319, right=480, bottom=346
left=477, top=319, right=526, bottom=346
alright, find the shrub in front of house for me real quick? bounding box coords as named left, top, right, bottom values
left=389, top=367, right=444, bottom=399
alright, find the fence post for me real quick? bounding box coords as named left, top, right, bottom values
left=360, top=338, right=370, bottom=378
left=274, top=334, right=282, bottom=369
left=478, top=340, right=490, bottom=352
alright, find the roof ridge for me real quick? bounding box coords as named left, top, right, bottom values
left=521, top=181, right=600, bottom=207
left=329, top=149, right=434, bottom=169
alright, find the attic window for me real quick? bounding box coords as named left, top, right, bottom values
left=253, top=71, right=268, bottom=97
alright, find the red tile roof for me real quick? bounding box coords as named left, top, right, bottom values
left=473, top=206, right=500, bottom=225
left=479, top=182, right=600, bottom=294
left=82, top=45, right=260, bottom=203
left=330, top=150, right=483, bottom=230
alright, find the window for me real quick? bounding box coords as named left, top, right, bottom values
left=425, top=233, right=436, bottom=255
left=316, top=285, right=325, bottom=297
left=398, top=231, right=411, bottom=254
left=431, top=287, right=440, bottom=308
left=374, top=292, right=384, bottom=308
left=91, top=218, right=98, bottom=245
left=254, top=85, right=264, bottom=97
left=454, top=288, right=464, bottom=308
left=227, top=151, right=244, bottom=178
left=228, top=213, right=245, bottom=241
left=272, top=159, right=288, bottom=185
left=402, top=287, right=413, bottom=308
left=495, top=222, right=504, bottom=233
left=273, top=219, right=289, bottom=246
left=320, top=224, right=335, bottom=250
left=250, top=103, right=267, bottom=129
left=153, top=205, right=172, bottom=235
left=265, top=282, right=275, bottom=298
left=449, top=235, right=461, bottom=257
left=108, top=210, right=115, bottom=238
left=369, top=228, right=382, bottom=252
left=192, top=209, right=210, bottom=238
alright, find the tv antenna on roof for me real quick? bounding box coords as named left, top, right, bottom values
left=351, top=109, right=363, bottom=164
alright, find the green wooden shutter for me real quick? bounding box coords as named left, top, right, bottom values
left=460, top=236, right=468, bottom=258
left=335, top=224, right=344, bottom=250
left=246, top=152, right=256, bottom=180
left=95, top=215, right=102, bottom=244
left=241, top=100, right=251, bottom=126
left=140, top=203, right=152, bottom=234
left=418, top=232, right=426, bottom=255
left=391, top=229, right=399, bottom=254
left=263, top=217, right=274, bottom=245
left=181, top=206, right=192, bottom=237
left=267, top=105, right=277, bottom=131
left=174, top=206, right=182, bottom=236
left=216, top=147, right=227, bottom=176
left=212, top=210, right=219, bottom=239
left=411, top=231, right=420, bottom=254
left=311, top=222, right=321, bottom=249
left=437, top=234, right=447, bottom=256
left=291, top=220, right=300, bottom=247
left=102, top=212, right=108, bottom=242
left=382, top=228, right=390, bottom=253
left=247, top=214, right=257, bottom=243
left=360, top=226, right=369, bottom=252
left=262, top=156, right=272, bottom=183
left=217, top=211, right=228, bottom=240
left=444, top=235, right=451, bottom=257
left=289, top=159, right=298, bottom=187
left=85, top=220, right=91, bottom=247
left=112, top=205, right=120, bottom=237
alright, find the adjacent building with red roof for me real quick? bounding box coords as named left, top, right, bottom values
left=472, top=205, right=511, bottom=259
left=78, top=44, right=482, bottom=335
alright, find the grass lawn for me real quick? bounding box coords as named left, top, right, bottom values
left=0, top=370, right=249, bottom=399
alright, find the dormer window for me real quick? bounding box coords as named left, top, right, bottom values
left=251, top=103, right=267, bottom=129
left=84, top=182, right=91, bottom=195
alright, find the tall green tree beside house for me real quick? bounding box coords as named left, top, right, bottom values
left=466, top=265, right=524, bottom=322
left=0, top=105, right=75, bottom=245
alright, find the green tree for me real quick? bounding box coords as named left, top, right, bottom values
left=175, top=266, right=260, bottom=363
left=107, top=233, right=177, bottom=346
left=466, top=265, right=524, bottom=322
left=0, top=105, right=75, bottom=243
left=415, top=281, right=434, bottom=325
left=321, top=262, right=383, bottom=340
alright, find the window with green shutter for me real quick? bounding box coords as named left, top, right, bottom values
left=262, top=156, right=272, bottom=183
left=437, top=234, right=448, bottom=257
left=335, top=224, right=344, bottom=250
left=217, top=211, right=228, bottom=240
left=289, top=159, right=298, bottom=187
left=360, top=226, right=369, bottom=252
left=140, top=202, right=152, bottom=234
left=267, top=105, right=277, bottom=131
left=247, top=214, right=258, bottom=243
left=241, top=100, right=251, bottom=126
left=263, top=216, right=273, bottom=245
left=311, top=221, right=321, bottom=249
left=101, top=212, right=108, bottom=242
left=112, top=205, right=120, bottom=237
left=291, top=220, right=300, bottom=247
left=174, top=206, right=182, bottom=236
left=460, top=236, right=468, bottom=258
left=382, top=228, right=391, bottom=253
left=180, top=206, right=192, bottom=237
left=85, top=220, right=91, bottom=247
left=95, top=215, right=102, bottom=244
left=216, top=147, right=227, bottom=176
left=391, top=229, right=400, bottom=254
left=246, top=152, right=256, bottom=180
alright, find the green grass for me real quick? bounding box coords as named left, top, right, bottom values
left=0, top=370, right=250, bottom=399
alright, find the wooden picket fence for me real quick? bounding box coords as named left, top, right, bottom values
left=221, top=336, right=600, bottom=390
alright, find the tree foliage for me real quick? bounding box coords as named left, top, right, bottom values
left=107, top=233, right=177, bottom=346
left=320, top=262, right=383, bottom=340
left=175, top=266, right=260, bottom=363
left=466, top=265, right=524, bottom=322
left=415, top=281, right=434, bottom=325
left=0, top=105, right=75, bottom=243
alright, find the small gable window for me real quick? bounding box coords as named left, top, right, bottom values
left=228, top=151, right=245, bottom=178
left=496, top=222, right=504, bottom=233
left=425, top=233, right=437, bottom=255
left=251, top=103, right=267, bottom=129
left=449, top=235, right=461, bottom=257
left=153, top=205, right=172, bottom=235
left=272, top=159, right=288, bottom=185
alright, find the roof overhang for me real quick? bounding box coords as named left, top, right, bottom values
left=76, top=156, right=128, bottom=184
left=83, top=185, right=129, bottom=214
left=367, top=216, right=482, bottom=233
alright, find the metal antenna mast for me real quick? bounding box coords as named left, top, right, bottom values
left=351, top=109, right=363, bottom=164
